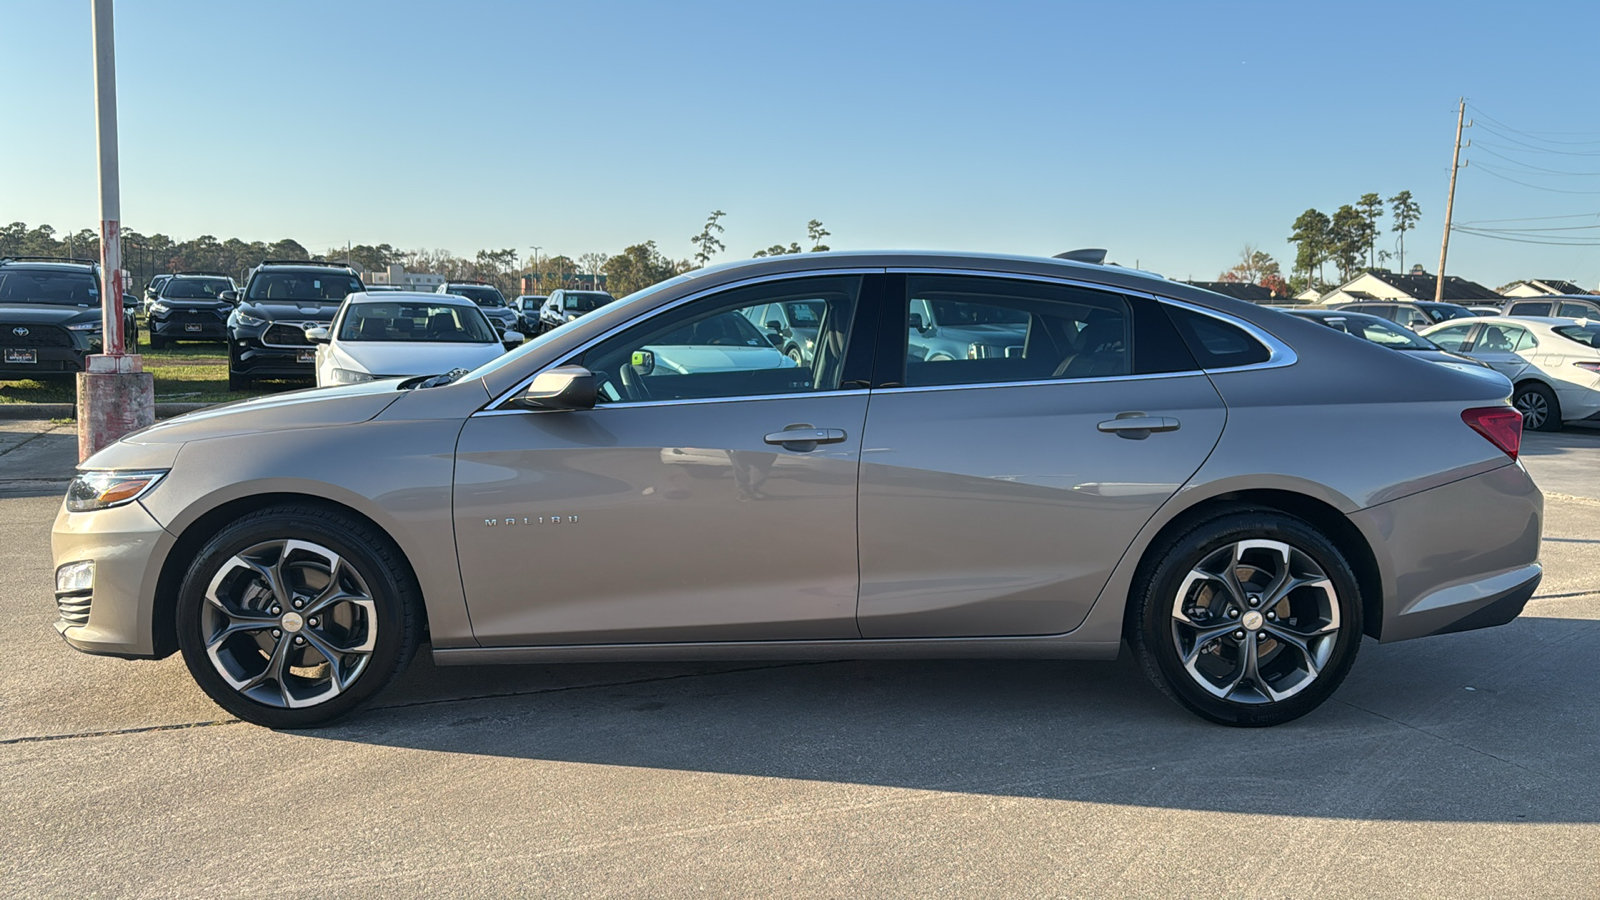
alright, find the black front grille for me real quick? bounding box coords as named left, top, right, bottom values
left=0, top=323, right=74, bottom=347
left=56, top=593, right=91, bottom=627
left=263, top=323, right=313, bottom=347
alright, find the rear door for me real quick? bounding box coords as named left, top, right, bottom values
left=855, top=273, right=1228, bottom=638
left=1474, top=323, right=1535, bottom=380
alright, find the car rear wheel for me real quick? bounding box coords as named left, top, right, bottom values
left=786, top=347, right=805, bottom=365
left=175, top=505, right=421, bottom=728
left=1513, top=382, right=1561, bottom=432
left=1127, top=510, right=1363, bottom=727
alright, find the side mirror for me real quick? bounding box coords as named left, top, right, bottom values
left=219, top=290, right=238, bottom=303
left=502, top=330, right=525, bottom=346
left=629, top=349, right=655, bottom=376
left=765, top=320, right=783, bottom=332
left=304, top=326, right=331, bottom=343
left=510, top=365, right=597, bottom=411
left=908, top=313, right=925, bottom=332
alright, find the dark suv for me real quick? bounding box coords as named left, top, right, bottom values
left=225, top=261, right=363, bottom=390
left=436, top=281, right=519, bottom=333
left=0, top=257, right=138, bottom=379
left=146, top=273, right=236, bottom=348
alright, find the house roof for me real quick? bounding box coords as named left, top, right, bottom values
left=1365, top=270, right=1502, bottom=302
left=1497, top=279, right=1593, bottom=296
left=1183, top=281, right=1280, bottom=304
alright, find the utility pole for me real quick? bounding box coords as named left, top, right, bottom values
left=1434, top=97, right=1470, bottom=303
left=80, top=0, right=153, bottom=460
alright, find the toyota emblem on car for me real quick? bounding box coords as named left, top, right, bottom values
left=11, top=327, right=27, bottom=337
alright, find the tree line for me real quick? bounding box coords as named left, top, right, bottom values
left=1287, top=191, right=1422, bottom=291
left=2, top=211, right=834, bottom=300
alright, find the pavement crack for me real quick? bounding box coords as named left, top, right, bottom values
left=1332, top=697, right=1551, bottom=779
left=0, top=717, right=242, bottom=746
left=0, top=424, right=62, bottom=458
left=1528, top=589, right=1600, bottom=602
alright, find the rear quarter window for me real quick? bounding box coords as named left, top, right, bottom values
left=1163, top=306, right=1271, bottom=369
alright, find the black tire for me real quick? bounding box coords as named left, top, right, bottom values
left=1126, top=509, right=1363, bottom=727
left=227, top=369, right=250, bottom=392
left=175, top=505, right=421, bottom=728
left=1514, top=381, right=1562, bottom=432
left=786, top=347, right=805, bottom=365
left=148, top=334, right=166, bottom=350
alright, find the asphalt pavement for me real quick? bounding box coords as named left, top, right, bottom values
left=2, top=420, right=1598, bottom=898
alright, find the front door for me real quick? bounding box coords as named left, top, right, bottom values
left=1471, top=322, right=1535, bottom=381
left=454, top=273, right=880, bottom=646
left=856, top=273, right=1227, bottom=638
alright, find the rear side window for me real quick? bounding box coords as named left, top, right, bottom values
left=1163, top=306, right=1271, bottom=369
left=1553, top=324, right=1600, bottom=348
left=1558, top=301, right=1597, bottom=319
left=1427, top=324, right=1475, bottom=351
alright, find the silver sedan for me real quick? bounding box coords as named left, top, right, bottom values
left=50, top=251, right=1542, bottom=728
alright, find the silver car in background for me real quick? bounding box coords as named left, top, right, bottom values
left=51, top=251, right=1542, bottom=729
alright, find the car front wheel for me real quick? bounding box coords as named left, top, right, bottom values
left=175, top=505, right=421, bottom=728
left=1127, top=510, right=1363, bottom=727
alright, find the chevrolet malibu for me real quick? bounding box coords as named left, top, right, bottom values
left=51, top=251, right=1543, bottom=729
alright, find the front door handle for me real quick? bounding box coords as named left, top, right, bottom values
left=1097, top=412, right=1180, bottom=440
left=764, top=424, right=847, bottom=452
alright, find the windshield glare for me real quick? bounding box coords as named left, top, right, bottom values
left=339, top=302, right=497, bottom=343
left=0, top=270, right=99, bottom=306
left=161, top=278, right=233, bottom=300
left=247, top=271, right=362, bottom=302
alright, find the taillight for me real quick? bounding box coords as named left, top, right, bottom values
left=1575, top=361, right=1600, bottom=375
left=1461, top=406, right=1523, bottom=461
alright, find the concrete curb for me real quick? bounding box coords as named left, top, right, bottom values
left=0, top=402, right=216, bottom=420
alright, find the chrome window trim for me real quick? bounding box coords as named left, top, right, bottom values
left=472, top=388, right=872, bottom=417
left=875, top=371, right=1213, bottom=396
left=477, top=267, right=885, bottom=414
left=1156, top=296, right=1298, bottom=373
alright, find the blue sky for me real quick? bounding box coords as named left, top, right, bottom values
left=4, top=0, right=1599, bottom=289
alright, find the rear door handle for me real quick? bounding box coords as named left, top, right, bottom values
left=764, top=425, right=847, bottom=451
left=1097, top=413, right=1180, bottom=439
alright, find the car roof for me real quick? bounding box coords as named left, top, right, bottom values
left=0, top=260, right=96, bottom=272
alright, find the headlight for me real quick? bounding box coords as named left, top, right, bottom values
left=65, top=470, right=167, bottom=512
left=149, top=301, right=171, bottom=315
left=330, top=367, right=374, bottom=384
left=566, top=313, right=578, bottom=321
left=804, top=337, right=814, bottom=349
left=235, top=311, right=266, bottom=327
left=66, top=322, right=100, bottom=332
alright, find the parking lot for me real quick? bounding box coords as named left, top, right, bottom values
left=2, top=421, right=1597, bottom=897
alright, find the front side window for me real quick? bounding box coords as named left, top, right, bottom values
left=1427, top=323, right=1475, bottom=351
left=900, top=275, right=1130, bottom=387
left=580, top=275, right=862, bottom=403
left=248, top=271, right=362, bottom=301
left=338, top=302, right=497, bottom=343
left=1510, top=301, right=1552, bottom=317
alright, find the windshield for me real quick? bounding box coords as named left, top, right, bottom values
left=1341, top=316, right=1434, bottom=349
left=161, top=277, right=233, bottom=300
left=1425, top=305, right=1474, bottom=323
left=563, top=292, right=612, bottom=312
left=0, top=269, right=99, bottom=306
left=339, top=302, right=498, bottom=343
left=653, top=310, right=769, bottom=346
left=450, top=285, right=505, bottom=307
left=927, top=299, right=1030, bottom=326
left=1553, top=324, right=1600, bottom=349
left=247, top=271, right=362, bottom=302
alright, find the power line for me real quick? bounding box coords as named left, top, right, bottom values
left=1451, top=226, right=1600, bottom=246
left=1466, top=104, right=1600, bottom=144
left=1472, top=163, right=1600, bottom=195
left=1456, top=212, right=1600, bottom=224
left=1456, top=223, right=1600, bottom=233
left=1471, top=143, right=1600, bottom=176
left=1471, top=122, right=1600, bottom=156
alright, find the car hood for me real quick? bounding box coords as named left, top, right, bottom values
left=0, top=304, right=103, bottom=325
left=112, top=380, right=407, bottom=448
left=239, top=300, right=344, bottom=319
left=155, top=300, right=232, bottom=311
left=334, top=340, right=506, bottom=377
left=646, top=344, right=797, bottom=374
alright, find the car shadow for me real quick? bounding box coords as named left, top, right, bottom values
left=307, top=613, right=1600, bottom=825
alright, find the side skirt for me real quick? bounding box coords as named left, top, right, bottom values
left=432, top=637, right=1123, bottom=666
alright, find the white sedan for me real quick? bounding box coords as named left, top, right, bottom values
left=306, top=291, right=523, bottom=387
left=1420, top=316, right=1600, bottom=431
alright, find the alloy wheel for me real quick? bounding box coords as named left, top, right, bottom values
left=1515, top=391, right=1548, bottom=430
left=201, top=539, right=378, bottom=709
left=1169, top=539, right=1339, bottom=705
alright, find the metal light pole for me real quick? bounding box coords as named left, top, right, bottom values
left=79, top=0, right=154, bottom=460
